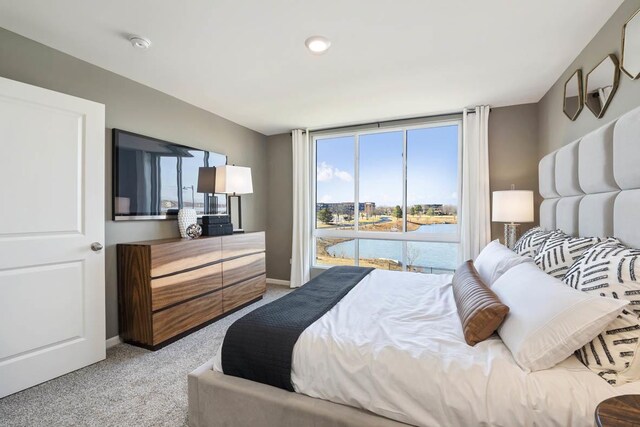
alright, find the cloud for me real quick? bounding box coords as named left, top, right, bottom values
left=317, top=162, right=352, bottom=182
left=451, top=192, right=458, bottom=200
left=319, top=194, right=332, bottom=203
left=334, top=169, right=353, bottom=182
left=317, top=162, right=333, bottom=182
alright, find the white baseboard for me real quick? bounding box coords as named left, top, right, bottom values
left=106, top=335, right=122, bottom=349
left=266, top=278, right=290, bottom=287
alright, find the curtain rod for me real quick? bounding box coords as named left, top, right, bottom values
left=291, top=108, right=483, bottom=135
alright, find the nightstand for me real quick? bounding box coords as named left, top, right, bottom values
left=596, top=395, right=640, bottom=427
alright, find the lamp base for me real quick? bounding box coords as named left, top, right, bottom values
left=504, top=223, right=520, bottom=250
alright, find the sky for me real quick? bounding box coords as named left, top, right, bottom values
left=316, top=124, right=459, bottom=207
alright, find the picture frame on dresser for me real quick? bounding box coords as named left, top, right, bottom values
left=117, top=231, right=266, bottom=350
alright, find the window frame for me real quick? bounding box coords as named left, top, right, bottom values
left=311, top=118, right=463, bottom=270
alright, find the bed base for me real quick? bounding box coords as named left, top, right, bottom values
left=188, top=359, right=409, bottom=427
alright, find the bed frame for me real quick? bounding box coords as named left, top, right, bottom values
left=188, top=358, right=408, bottom=426
left=538, top=104, right=640, bottom=248
left=188, top=104, right=640, bottom=427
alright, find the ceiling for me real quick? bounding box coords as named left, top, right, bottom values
left=0, top=0, right=623, bottom=135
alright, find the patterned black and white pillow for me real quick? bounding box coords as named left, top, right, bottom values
left=563, top=239, right=640, bottom=385
left=513, top=227, right=556, bottom=258
left=534, top=232, right=601, bottom=279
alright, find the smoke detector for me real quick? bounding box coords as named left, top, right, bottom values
left=129, top=36, right=151, bottom=49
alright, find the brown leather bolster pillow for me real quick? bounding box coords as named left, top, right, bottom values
left=452, top=260, right=509, bottom=346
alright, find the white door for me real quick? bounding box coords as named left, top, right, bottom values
left=0, top=76, right=105, bottom=398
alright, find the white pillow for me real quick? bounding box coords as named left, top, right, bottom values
left=492, top=263, right=628, bottom=372
left=474, top=240, right=533, bottom=286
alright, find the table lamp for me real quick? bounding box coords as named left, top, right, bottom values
left=197, top=167, right=217, bottom=215
left=215, top=165, right=253, bottom=232
left=492, top=186, right=534, bottom=249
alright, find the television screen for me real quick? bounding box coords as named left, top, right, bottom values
left=113, top=129, right=227, bottom=220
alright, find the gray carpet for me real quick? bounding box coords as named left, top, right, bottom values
left=0, top=285, right=291, bottom=427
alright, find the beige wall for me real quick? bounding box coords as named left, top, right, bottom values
left=489, top=104, right=540, bottom=242
left=538, top=0, right=640, bottom=158
left=0, top=28, right=268, bottom=340
left=266, top=133, right=293, bottom=281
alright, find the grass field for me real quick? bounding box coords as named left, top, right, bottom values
left=316, top=214, right=457, bottom=231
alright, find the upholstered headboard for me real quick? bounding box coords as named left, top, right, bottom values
left=538, top=105, right=640, bottom=248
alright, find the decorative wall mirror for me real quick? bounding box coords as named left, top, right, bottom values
left=563, top=70, right=583, bottom=121
left=585, top=54, right=620, bottom=119
left=622, top=8, right=640, bottom=79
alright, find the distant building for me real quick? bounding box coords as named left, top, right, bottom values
left=316, top=202, right=376, bottom=217
left=363, top=202, right=375, bottom=217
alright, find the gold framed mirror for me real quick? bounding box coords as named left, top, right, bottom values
left=563, top=70, right=583, bottom=121
left=622, top=8, right=640, bottom=79
left=585, top=54, right=620, bottom=119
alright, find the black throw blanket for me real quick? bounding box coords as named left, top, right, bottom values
left=221, top=266, right=374, bottom=391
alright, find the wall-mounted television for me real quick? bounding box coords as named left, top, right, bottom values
left=112, top=129, right=227, bottom=220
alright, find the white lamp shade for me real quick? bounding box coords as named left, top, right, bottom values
left=214, top=165, right=253, bottom=195
left=492, top=190, right=534, bottom=223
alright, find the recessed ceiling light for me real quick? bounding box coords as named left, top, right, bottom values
left=305, top=36, right=331, bottom=54
left=129, top=36, right=151, bottom=49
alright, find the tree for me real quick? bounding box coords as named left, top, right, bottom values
left=415, top=204, right=423, bottom=216
left=426, top=207, right=435, bottom=216
left=406, top=244, right=421, bottom=271
left=409, top=206, right=416, bottom=216
left=318, top=208, right=334, bottom=224
left=393, top=205, right=402, bottom=219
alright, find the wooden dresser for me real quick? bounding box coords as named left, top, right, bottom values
left=117, top=231, right=266, bottom=349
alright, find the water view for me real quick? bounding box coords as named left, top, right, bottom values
left=322, top=223, right=458, bottom=272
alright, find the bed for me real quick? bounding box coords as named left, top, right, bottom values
left=188, top=105, right=640, bottom=427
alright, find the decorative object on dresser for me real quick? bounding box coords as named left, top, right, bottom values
left=563, top=69, right=584, bottom=120
left=177, top=208, right=197, bottom=238
left=491, top=186, right=534, bottom=249
left=595, top=395, right=640, bottom=427
left=215, top=165, right=253, bottom=233
left=585, top=54, right=620, bottom=118
left=117, top=231, right=266, bottom=349
left=186, top=223, right=202, bottom=239
left=621, top=7, right=640, bottom=80
left=201, top=214, right=233, bottom=236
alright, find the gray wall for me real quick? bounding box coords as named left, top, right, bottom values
left=266, top=105, right=541, bottom=280
left=266, top=133, right=293, bottom=281
left=489, top=104, right=540, bottom=242
left=538, top=0, right=640, bottom=157
left=0, top=28, right=268, bottom=340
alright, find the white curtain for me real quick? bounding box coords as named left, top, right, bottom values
left=460, top=106, right=491, bottom=261
left=290, top=129, right=312, bottom=288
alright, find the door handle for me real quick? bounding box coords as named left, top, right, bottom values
left=91, top=242, right=104, bottom=252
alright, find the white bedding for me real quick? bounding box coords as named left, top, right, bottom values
left=214, top=269, right=640, bottom=426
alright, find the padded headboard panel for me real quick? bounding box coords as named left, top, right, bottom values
left=538, top=105, right=640, bottom=248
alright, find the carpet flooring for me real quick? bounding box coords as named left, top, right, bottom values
left=0, top=285, right=291, bottom=427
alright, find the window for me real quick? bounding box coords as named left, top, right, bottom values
left=313, top=120, right=461, bottom=273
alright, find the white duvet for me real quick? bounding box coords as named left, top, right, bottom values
left=214, top=269, right=640, bottom=426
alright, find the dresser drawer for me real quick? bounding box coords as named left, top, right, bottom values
left=150, top=237, right=222, bottom=278
left=222, top=252, right=266, bottom=286
left=151, top=263, right=222, bottom=311
left=223, top=275, right=266, bottom=312
left=221, top=232, right=265, bottom=259
left=152, top=291, right=223, bottom=345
